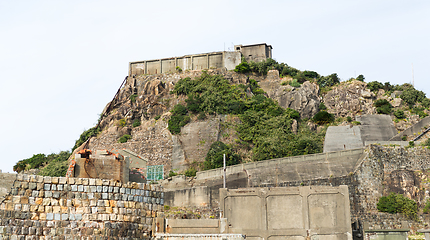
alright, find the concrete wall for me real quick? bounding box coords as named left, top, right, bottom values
left=390, top=116, right=430, bottom=141
left=234, top=43, right=272, bottom=62
left=165, top=219, right=227, bottom=234
left=196, top=148, right=365, bottom=182
left=324, top=115, right=397, bottom=153
left=129, top=52, right=241, bottom=76
left=220, top=186, right=352, bottom=240
left=0, top=174, right=164, bottom=240
left=324, top=126, right=363, bottom=152
left=164, top=186, right=210, bottom=208
left=155, top=234, right=244, bottom=240
left=74, top=150, right=129, bottom=182
left=0, top=173, right=16, bottom=202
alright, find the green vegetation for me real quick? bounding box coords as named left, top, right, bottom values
left=356, top=74, right=365, bottom=82
left=176, top=66, right=182, bottom=72
left=184, top=167, right=197, bottom=177
left=319, top=102, right=327, bottom=111
left=118, top=118, right=127, bottom=127
left=171, top=72, right=325, bottom=165
left=13, top=151, right=70, bottom=177
left=168, top=104, right=190, bottom=134
left=423, top=200, right=430, bottom=214
left=317, top=73, right=340, bottom=88
left=408, top=141, right=415, bottom=148
left=377, top=192, right=418, bottom=220
left=402, top=136, right=407, bottom=141
left=374, top=99, right=393, bottom=114
left=130, top=94, right=137, bottom=103
left=346, top=116, right=352, bottom=122
left=367, top=81, right=384, bottom=93
left=118, top=134, right=132, bottom=143
left=352, top=121, right=361, bottom=125
left=132, top=119, right=141, bottom=127
left=204, top=141, right=240, bottom=170
left=289, top=79, right=301, bottom=87
left=154, top=115, right=161, bottom=120
left=312, top=111, right=335, bottom=125
left=394, top=110, right=405, bottom=119
left=168, top=170, right=178, bottom=177
left=72, top=127, right=100, bottom=151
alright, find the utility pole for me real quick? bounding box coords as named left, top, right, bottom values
left=223, top=154, right=226, bottom=188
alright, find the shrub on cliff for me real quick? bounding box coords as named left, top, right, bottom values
left=312, top=111, right=334, bottom=125
left=13, top=151, right=70, bottom=176
left=374, top=99, right=393, bottom=114
left=204, top=141, right=241, bottom=170
left=377, top=193, right=417, bottom=220
left=72, top=126, right=100, bottom=151
left=317, top=73, right=340, bottom=88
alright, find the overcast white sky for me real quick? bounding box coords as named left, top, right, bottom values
left=0, top=1, right=429, bottom=173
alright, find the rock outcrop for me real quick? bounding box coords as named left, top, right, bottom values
left=323, top=80, right=376, bottom=117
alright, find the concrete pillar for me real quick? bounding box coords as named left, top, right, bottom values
left=160, top=59, right=163, bottom=74
left=191, top=56, right=194, bottom=70
left=144, top=61, right=147, bottom=75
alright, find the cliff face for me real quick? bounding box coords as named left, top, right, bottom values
left=84, top=69, right=427, bottom=174
left=86, top=69, right=323, bottom=173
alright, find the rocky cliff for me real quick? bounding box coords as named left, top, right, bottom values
left=83, top=69, right=429, bottom=174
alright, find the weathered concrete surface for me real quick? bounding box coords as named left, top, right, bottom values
left=324, top=126, right=363, bottom=152
left=196, top=148, right=365, bottom=183
left=390, top=116, right=430, bottom=141
left=0, top=173, right=16, bottom=202
left=356, top=115, right=397, bottom=143
left=164, top=186, right=210, bottom=208
left=129, top=51, right=241, bottom=75
left=155, top=234, right=244, bottom=240
left=323, top=115, right=397, bottom=152
left=220, top=186, right=352, bottom=240
left=165, top=219, right=228, bottom=234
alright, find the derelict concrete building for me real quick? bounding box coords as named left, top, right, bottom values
left=128, top=43, right=273, bottom=76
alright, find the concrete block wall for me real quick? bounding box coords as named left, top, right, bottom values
left=129, top=52, right=241, bottom=76
left=0, top=174, right=164, bottom=240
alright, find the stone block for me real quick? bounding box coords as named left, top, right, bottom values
left=44, top=191, right=52, bottom=198
left=102, top=193, right=108, bottom=199
left=52, top=206, right=61, bottom=213
left=36, top=183, right=43, bottom=190
left=71, top=185, right=78, bottom=192
left=61, top=214, right=68, bottom=220
left=46, top=213, right=53, bottom=220
left=90, top=186, right=97, bottom=193
left=51, top=199, right=58, bottom=206
left=43, top=176, right=51, bottom=183
left=75, top=214, right=82, bottom=221
left=97, top=186, right=103, bottom=193
left=126, top=188, right=131, bottom=195
left=108, top=186, right=113, bottom=193
left=74, top=178, right=82, bottom=185
left=54, top=213, right=61, bottom=220
left=102, top=180, right=110, bottom=186
left=29, top=183, right=37, bottom=190
left=78, top=185, right=84, bottom=192
left=82, top=178, right=89, bottom=185
left=44, top=184, right=51, bottom=191
left=42, top=198, right=51, bottom=206
left=113, top=187, right=119, bottom=193
left=45, top=206, right=52, bottom=213
left=84, top=186, right=89, bottom=192
left=14, top=204, right=22, bottom=211
left=51, top=184, right=57, bottom=191
left=89, top=179, right=96, bottom=185
left=67, top=178, right=75, bottom=185
left=96, top=179, right=103, bottom=186
left=57, top=185, right=63, bottom=191
left=52, top=192, right=60, bottom=199
left=58, top=177, right=67, bottom=184
left=51, top=177, right=58, bottom=184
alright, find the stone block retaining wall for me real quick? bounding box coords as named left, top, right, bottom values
left=0, top=174, right=164, bottom=240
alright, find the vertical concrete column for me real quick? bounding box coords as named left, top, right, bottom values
left=191, top=56, right=194, bottom=70
left=129, top=63, right=132, bottom=76
left=144, top=61, right=147, bottom=75
left=175, top=58, right=177, bottom=69
left=160, top=59, right=163, bottom=74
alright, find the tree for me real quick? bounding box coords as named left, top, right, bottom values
left=356, top=75, right=365, bottom=82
